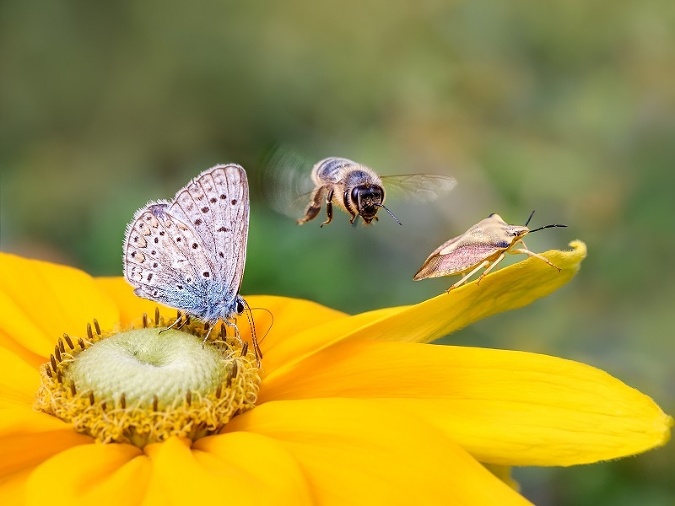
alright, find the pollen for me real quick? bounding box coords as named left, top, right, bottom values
left=34, top=309, right=260, bottom=448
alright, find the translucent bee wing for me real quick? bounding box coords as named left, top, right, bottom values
left=260, top=148, right=317, bottom=220
left=380, top=173, right=457, bottom=202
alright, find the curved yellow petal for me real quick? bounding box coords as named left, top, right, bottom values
left=350, top=241, right=587, bottom=344
left=244, top=295, right=346, bottom=359
left=227, top=398, right=532, bottom=505
left=0, top=290, right=49, bottom=369
left=0, top=467, right=32, bottom=504
left=261, top=340, right=671, bottom=466
left=94, top=277, right=180, bottom=330
left=0, top=408, right=93, bottom=477
left=0, top=347, right=40, bottom=408
left=25, top=443, right=147, bottom=506
left=0, top=254, right=119, bottom=357
left=266, top=242, right=586, bottom=379
left=143, top=436, right=308, bottom=505
left=195, top=432, right=313, bottom=504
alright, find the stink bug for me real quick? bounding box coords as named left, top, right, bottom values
left=413, top=211, right=567, bottom=291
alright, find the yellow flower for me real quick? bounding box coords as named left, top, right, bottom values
left=0, top=243, right=670, bottom=505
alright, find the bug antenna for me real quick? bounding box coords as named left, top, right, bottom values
left=529, top=223, right=568, bottom=233
left=376, top=203, right=402, bottom=226
left=243, top=299, right=263, bottom=363
left=524, top=210, right=536, bottom=227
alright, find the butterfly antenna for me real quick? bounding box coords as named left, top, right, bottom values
left=250, top=306, right=274, bottom=342
left=376, top=203, right=402, bottom=226
left=243, top=299, right=263, bottom=363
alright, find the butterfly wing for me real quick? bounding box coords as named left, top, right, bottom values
left=123, top=164, right=250, bottom=321
left=123, top=202, right=216, bottom=314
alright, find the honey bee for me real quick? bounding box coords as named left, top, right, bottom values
left=271, top=156, right=456, bottom=226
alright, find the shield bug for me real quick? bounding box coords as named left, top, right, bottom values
left=413, top=211, right=567, bottom=291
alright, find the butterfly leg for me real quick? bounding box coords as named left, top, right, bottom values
left=160, top=311, right=188, bottom=333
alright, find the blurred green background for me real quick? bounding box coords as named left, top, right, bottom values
left=1, top=0, right=673, bottom=503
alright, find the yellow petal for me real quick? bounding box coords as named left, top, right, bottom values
left=352, top=240, right=587, bottom=344
left=227, top=398, right=532, bottom=505
left=0, top=408, right=92, bottom=477
left=195, top=432, right=313, bottom=504
left=0, top=346, right=40, bottom=408
left=0, top=254, right=119, bottom=357
left=94, top=277, right=174, bottom=328
left=0, top=467, right=32, bottom=504
left=144, top=436, right=309, bottom=504
left=267, top=242, right=586, bottom=379
left=261, top=340, right=671, bottom=466
left=244, top=295, right=346, bottom=360
left=25, top=443, right=147, bottom=506
left=0, top=290, right=48, bottom=369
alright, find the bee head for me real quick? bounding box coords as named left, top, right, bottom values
left=351, top=184, right=384, bottom=223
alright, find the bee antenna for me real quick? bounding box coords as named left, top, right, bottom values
left=376, top=203, right=402, bottom=226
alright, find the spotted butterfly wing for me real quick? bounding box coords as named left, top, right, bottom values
left=123, top=164, right=250, bottom=323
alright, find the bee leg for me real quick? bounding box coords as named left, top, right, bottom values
left=298, top=187, right=326, bottom=225
left=320, top=188, right=335, bottom=227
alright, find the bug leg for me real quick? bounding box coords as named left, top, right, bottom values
left=475, top=252, right=506, bottom=285
left=320, top=188, right=335, bottom=227
left=298, top=187, right=327, bottom=225
left=447, top=260, right=491, bottom=292
left=510, top=247, right=561, bottom=271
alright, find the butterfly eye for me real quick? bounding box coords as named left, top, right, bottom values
left=236, top=300, right=245, bottom=314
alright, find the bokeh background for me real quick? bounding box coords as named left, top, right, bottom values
left=2, top=0, right=674, bottom=503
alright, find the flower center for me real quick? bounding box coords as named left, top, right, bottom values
left=34, top=310, right=260, bottom=448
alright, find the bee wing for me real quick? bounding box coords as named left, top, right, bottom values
left=381, top=173, right=457, bottom=202
left=414, top=239, right=499, bottom=280
left=260, top=147, right=318, bottom=220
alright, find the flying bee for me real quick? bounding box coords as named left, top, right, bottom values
left=264, top=153, right=457, bottom=227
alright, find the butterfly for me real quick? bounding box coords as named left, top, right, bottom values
left=123, top=164, right=261, bottom=359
